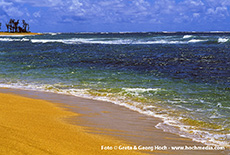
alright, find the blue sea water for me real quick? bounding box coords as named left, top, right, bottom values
left=0, top=32, right=229, bottom=147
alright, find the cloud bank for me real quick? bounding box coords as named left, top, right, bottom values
left=0, top=0, right=230, bottom=32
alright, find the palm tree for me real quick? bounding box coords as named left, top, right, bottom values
left=27, top=24, right=30, bottom=32
left=13, top=20, right=19, bottom=32
left=18, top=26, right=23, bottom=33
left=22, top=20, right=29, bottom=32
left=6, top=23, right=9, bottom=32
left=5, top=19, right=30, bottom=33
left=9, top=19, right=15, bottom=32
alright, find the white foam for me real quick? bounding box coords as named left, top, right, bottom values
left=121, top=88, right=163, bottom=96
left=218, top=38, right=229, bottom=43
left=21, top=38, right=30, bottom=42
left=50, top=33, right=58, bottom=36
left=31, top=39, right=64, bottom=43
left=183, top=35, right=193, bottom=39
left=156, top=120, right=230, bottom=147
left=30, top=38, right=133, bottom=45
left=0, top=36, right=209, bottom=45
left=188, top=39, right=207, bottom=43
left=0, top=38, right=30, bottom=42
left=0, top=83, right=229, bottom=148
left=0, top=38, right=21, bottom=42
left=136, top=40, right=187, bottom=44
left=122, top=88, right=162, bottom=92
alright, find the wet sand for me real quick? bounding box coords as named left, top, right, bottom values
left=0, top=90, right=142, bottom=155
left=0, top=88, right=228, bottom=155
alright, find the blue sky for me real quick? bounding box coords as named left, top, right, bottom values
left=0, top=0, right=230, bottom=32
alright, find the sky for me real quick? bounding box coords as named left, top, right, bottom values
left=0, top=0, right=230, bottom=32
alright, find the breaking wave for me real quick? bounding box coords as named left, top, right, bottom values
left=1, top=32, right=230, bottom=149
left=183, top=35, right=193, bottom=39
left=29, top=38, right=209, bottom=45
left=218, top=38, right=229, bottom=43
left=0, top=82, right=229, bottom=148
left=0, top=34, right=227, bottom=45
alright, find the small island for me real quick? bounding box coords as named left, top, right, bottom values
left=0, top=19, right=41, bottom=35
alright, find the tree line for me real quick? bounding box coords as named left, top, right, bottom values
left=0, top=19, right=30, bottom=33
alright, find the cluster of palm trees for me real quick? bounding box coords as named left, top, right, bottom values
left=4, top=19, right=30, bottom=33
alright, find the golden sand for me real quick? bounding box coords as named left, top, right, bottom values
left=0, top=32, right=42, bottom=36
left=0, top=93, right=144, bottom=155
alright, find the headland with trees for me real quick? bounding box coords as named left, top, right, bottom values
left=0, top=19, right=41, bottom=35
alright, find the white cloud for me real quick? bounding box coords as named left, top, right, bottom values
left=0, top=0, right=24, bottom=18
left=153, top=0, right=176, bottom=14
left=1, top=0, right=230, bottom=31
left=4, top=6, right=23, bottom=17
left=190, top=0, right=204, bottom=6
left=133, top=0, right=150, bottom=11
left=33, top=11, right=40, bottom=18
left=221, top=0, right=230, bottom=6
left=0, top=0, right=12, bottom=6
left=10, top=0, right=63, bottom=7
left=68, top=0, right=83, bottom=11
left=206, top=6, right=228, bottom=16
left=193, top=13, right=200, bottom=18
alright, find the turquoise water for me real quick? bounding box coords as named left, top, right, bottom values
left=0, top=32, right=229, bottom=147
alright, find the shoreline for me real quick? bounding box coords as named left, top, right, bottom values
left=0, top=32, right=42, bottom=36
left=0, top=89, right=143, bottom=155
left=0, top=88, right=228, bottom=154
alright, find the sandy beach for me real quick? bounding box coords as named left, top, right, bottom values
left=0, top=32, right=41, bottom=36
left=0, top=0, right=230, bottom=153
left=0, top=88, right=228, bottom=155
left=0, top=90, right=144, bottom=155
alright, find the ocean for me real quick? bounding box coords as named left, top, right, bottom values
left=0, top=32, right=229, bottom=147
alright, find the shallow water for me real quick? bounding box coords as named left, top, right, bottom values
left=0, top=32, right=229, bottom=147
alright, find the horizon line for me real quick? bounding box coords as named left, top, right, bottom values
left=38, top=31, right=230, bottom=34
